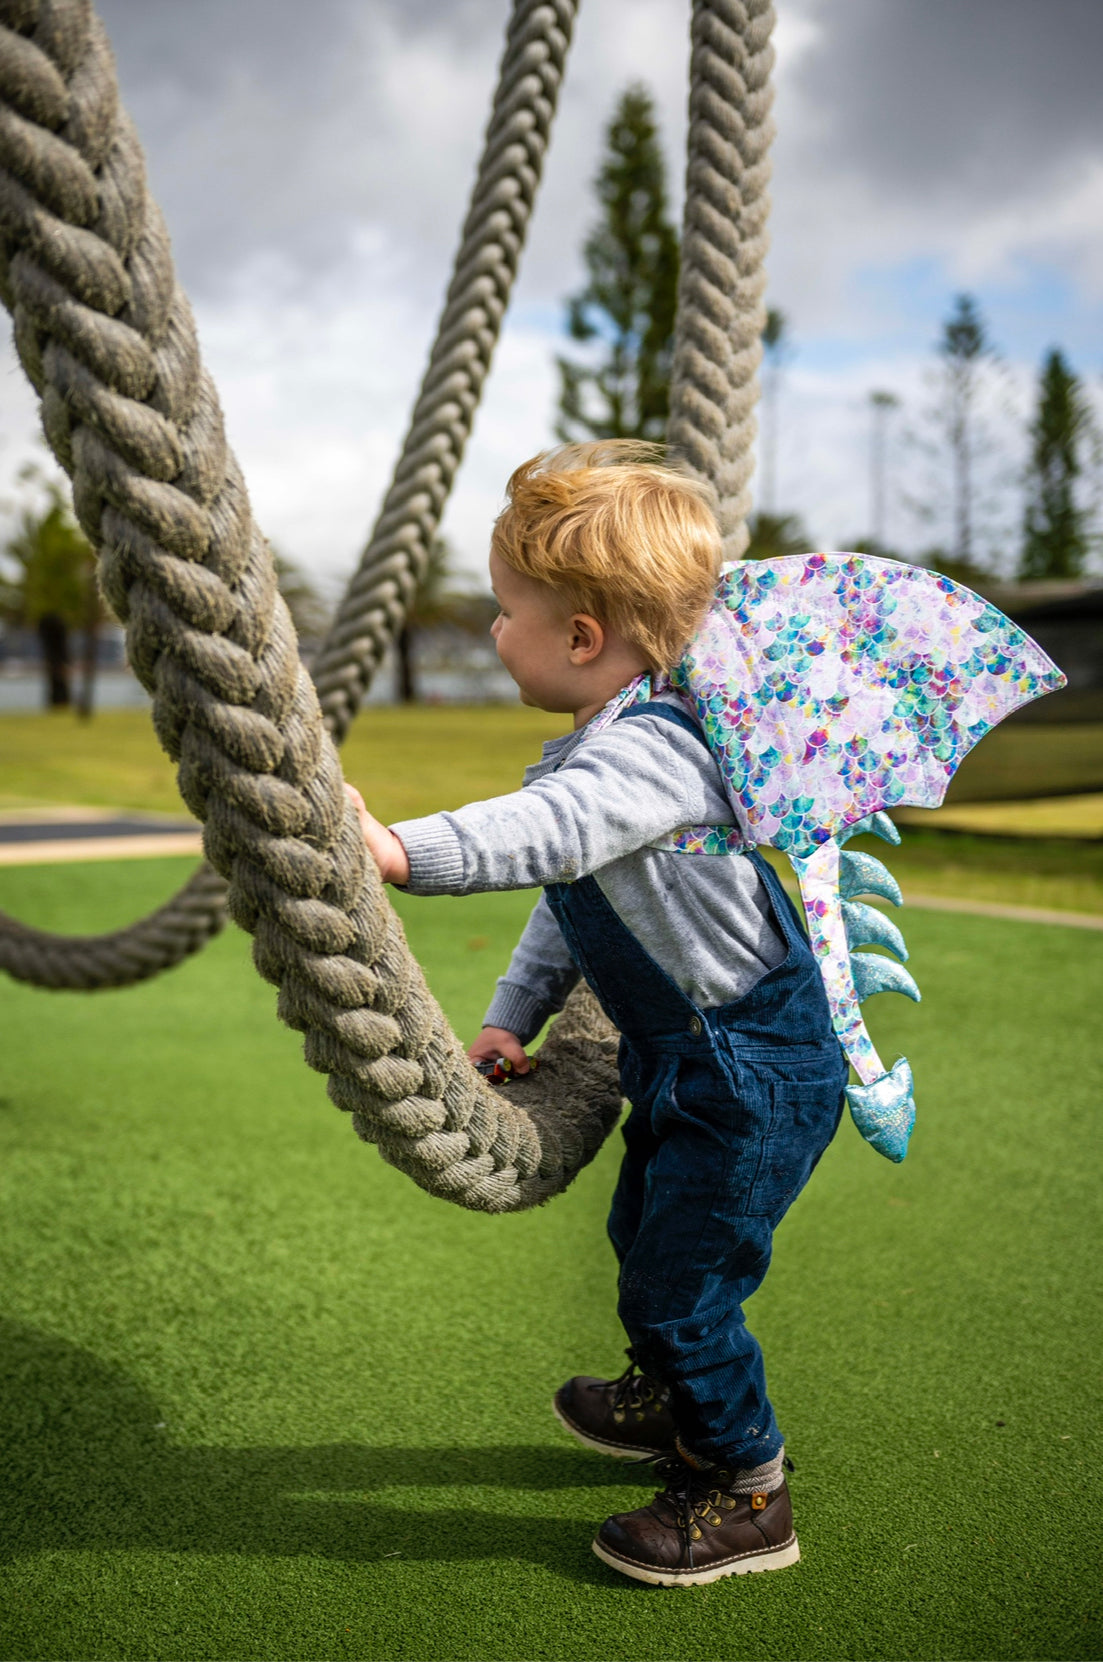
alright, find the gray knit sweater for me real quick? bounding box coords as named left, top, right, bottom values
left=390, top=700, right=787, bottom=1045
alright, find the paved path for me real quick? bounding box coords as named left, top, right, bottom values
left=893, top=890, right=1103, bottom=931
left=0, top=809, right=202, bottom=866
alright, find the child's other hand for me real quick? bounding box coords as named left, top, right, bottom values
left=344, top=784, right=411, bottom=886
left=468, top=1026, right=531, bottom=1075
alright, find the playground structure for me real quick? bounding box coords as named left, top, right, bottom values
left=0, top=0, right=779, bottom=1211
left=1, top=2, right=1060, bottom=1204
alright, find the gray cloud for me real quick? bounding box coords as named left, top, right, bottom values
left=4, top=2, right=1100, bottom=578
left=92, top=0, right=1103, bottom=329
left=788, top=0, right=1103, bottom=200
left=98, top=0, right=505, bottom=297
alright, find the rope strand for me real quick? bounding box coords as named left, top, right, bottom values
left=0, top=0, right=776, bottom=1212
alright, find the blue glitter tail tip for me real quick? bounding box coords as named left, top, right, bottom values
left=846, top=1057, right=915, bottom=1163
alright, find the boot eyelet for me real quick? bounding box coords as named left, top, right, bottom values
left=750, top=1491, right=768, bottom=1511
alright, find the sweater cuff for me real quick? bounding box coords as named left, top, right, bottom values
left=389, top=814, right=465, bottom=894
left=483, top=980, right=552, bottom=1047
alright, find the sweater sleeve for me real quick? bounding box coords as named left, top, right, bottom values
left=481, top=893, right=580, bottom=1044
left=390, top=715, right=706, bottom=896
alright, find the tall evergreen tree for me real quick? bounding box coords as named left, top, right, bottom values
left=937, top=293, right=995, bottom=568
left=556, top=84, right=679, bottom=443
left=758, top=308, right=789, bottom=514
left=1020, top=348, right=1095, bottom=580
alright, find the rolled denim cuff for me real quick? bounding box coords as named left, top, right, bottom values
left=389, top=814, right=465, bottom=894
left=482, top=980, right=551, bottom=1047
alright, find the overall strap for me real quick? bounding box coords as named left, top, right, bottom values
left=544, top=873, right=703, bottom=1043
left=617, top=699, right=708, bottom=746
left=542, top=692, right=711, bottom=1040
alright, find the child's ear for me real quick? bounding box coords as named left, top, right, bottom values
left=568, top=614, right=605, bottom=664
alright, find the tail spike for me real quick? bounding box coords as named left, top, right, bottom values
left=846, top=1058, right=915, bottom=1162
left=851, top=953, right=921, bottom=1004
left=838, top=849, right=903, bottom=907
left=838, top=811, right=901, bottom=848
left=842, top=900, right=908, bottom=962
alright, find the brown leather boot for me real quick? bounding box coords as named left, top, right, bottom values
left=593, top=1456, right=799, bottom=1585
left=553, top=1353, right=679, bottom=1458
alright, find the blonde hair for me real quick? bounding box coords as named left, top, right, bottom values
left=491, top=441, right=721, bottom=672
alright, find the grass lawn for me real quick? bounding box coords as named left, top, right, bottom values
left=0, top=706, right=566, bottom=823
left=942, top=719, right=1103, bottom=804
left=0, top=857, right=1099, bottom=1661
left=2, top=706, right=1102, bottom=916
left=895, top=793, right=1103, bottom=840
left=2, top=706, right=1101, bottom=815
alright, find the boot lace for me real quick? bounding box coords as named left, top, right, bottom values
left=608, top=1354, right=668, bottom=1418
left=648, top=1455, right=738, bottom=1543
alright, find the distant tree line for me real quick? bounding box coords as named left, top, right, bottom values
left=0, top=463, right=484, bottom=711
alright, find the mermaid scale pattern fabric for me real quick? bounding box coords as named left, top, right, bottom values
left=584, top=553, right=1065, bottom=1161
left=665, top=552, right=1065, bottom=855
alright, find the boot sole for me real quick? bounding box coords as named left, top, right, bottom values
left=551, top=1396, right=674, bottom=1460
left=592, top=1533, right=801, bottom=1587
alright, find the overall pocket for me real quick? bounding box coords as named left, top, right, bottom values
left=747, top=1076, right=846, bottom=1219
left=717, top=1045, right=848, bottom=1221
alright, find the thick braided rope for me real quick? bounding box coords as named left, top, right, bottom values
left=0, top=861, right=228, bottom=989
left=667, top=0, right=775, bottom=558
left=310, top=0, right=577, bottom=743
left=0, top=0, right=576, bottom=990
left=0, top=0, right=623, bottom=1210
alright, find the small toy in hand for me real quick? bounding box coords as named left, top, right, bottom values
left=475, top=1055, right=537, bottom=1086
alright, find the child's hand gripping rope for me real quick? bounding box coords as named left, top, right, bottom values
left=344, top=785, right=410, bottom=887
left=345, top=785, right=532, bottom=1077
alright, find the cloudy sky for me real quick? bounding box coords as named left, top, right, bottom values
left=2, top=0, right=1101, bottom=590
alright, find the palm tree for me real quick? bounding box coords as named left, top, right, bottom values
left=394, top=537, right=477, bottom=703
left=743, top=511, right=812, bottom=561
left=0, top=480, right=99, bottom=711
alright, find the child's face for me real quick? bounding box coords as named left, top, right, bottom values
left=489, top=551, right=583, bottom=714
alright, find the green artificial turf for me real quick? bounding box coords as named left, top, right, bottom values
left=0, top=857, right=1100, bottom=1661
left=3, top=706, right=1103, bottom=917
left=3, top=706, right=1102, bottom=815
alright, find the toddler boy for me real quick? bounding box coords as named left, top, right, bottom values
left=349, top=442, right=848, bottom=1586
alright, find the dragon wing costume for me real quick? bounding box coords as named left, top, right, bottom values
left=586, top=553, right=1066, bottom=1163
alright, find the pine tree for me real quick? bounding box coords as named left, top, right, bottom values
left=1020, top=348, right=1094, bottom=580
left=758, top=308, right=789, bottom=514
left=556, top=84, right=679, bottom=442
left=938, top=293, right=995, bottom=568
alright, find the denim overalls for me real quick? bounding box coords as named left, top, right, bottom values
left=544, top=702, right=848, bottom=1466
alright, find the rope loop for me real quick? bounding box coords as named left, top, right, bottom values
left=0, top=0, right=776, bottom=1212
